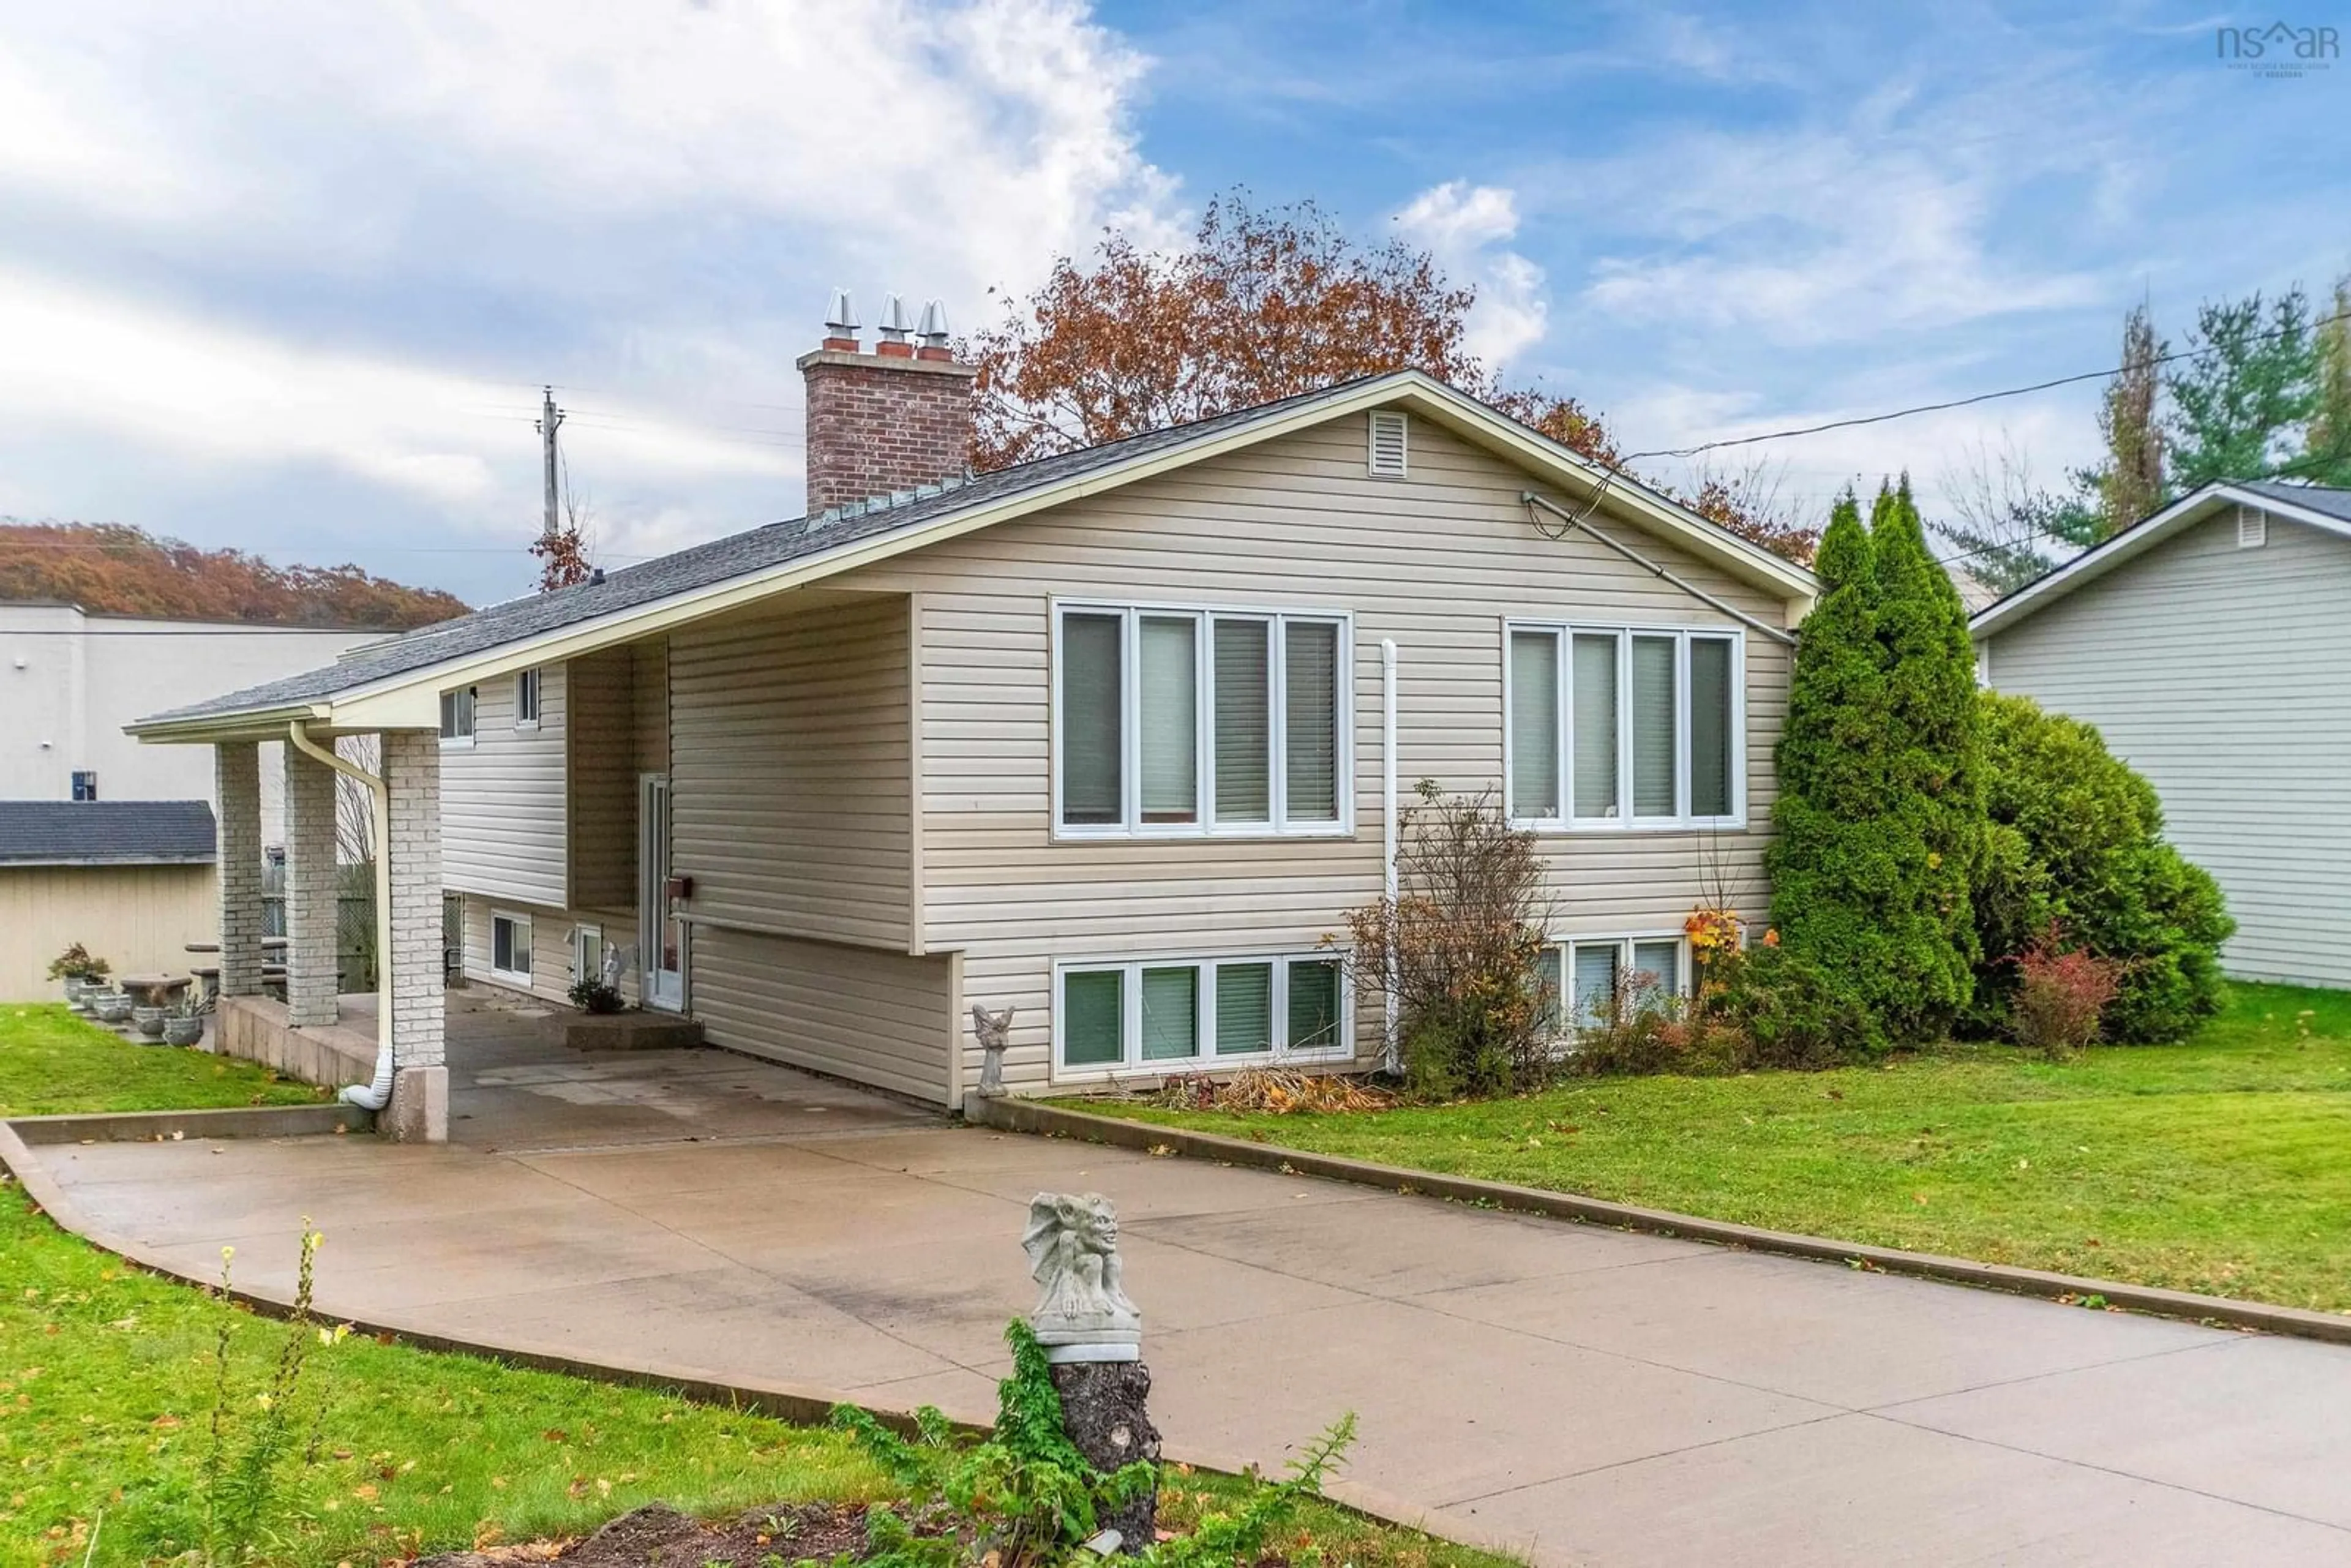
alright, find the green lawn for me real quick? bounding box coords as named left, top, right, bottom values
left=1094, top=983, right=2351, bottom=1315
left=0, top=1009, right=1504, bottom=1567
left=1, top=1003, right=326, bottom=1118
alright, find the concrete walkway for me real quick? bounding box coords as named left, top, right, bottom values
left=29, top=1016, right=2351, bottom=1565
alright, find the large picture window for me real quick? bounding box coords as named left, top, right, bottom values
left=1504, top=623, right=1742, bottom=828
left=1056, top=953, right=1350, bottom=1074
left=1056, top=604, right=1349, bottom=836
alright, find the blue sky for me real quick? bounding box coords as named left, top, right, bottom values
left=1, top=1, right=2342, bottom=605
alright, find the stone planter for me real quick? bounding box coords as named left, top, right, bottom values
left=62, top=978, right=92, bottom=1010
left=93, top=992, right=135, bottom=1024
left=133, top=1005, right=168, bottom=1038
left=162, top=1015, right=204, bottom=1047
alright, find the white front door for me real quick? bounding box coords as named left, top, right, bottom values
left=640, top=773, right=685, bottom=1011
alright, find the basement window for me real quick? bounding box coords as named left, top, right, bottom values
left=490, top=910, right=533, bottom=987
left=1055, top=953, right=1348, bottom=1076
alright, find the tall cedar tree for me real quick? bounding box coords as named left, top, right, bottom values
left=967, top=191, right=1817, bottom=562
left=1764, top=495, right=1898, bottom=1043
left=1868, top=477, right=1983, bottom=1039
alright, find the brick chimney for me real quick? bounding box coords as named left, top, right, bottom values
left=798, top=290, right=978, bottom=516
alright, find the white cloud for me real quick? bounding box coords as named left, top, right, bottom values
left=0, top=0, right=1183, bottom=596
left=1577, top=128, right=2105, bottom=347
left=0, top=267, right=792, bottom=511
left=1393, top=181, right=1549, bottom=370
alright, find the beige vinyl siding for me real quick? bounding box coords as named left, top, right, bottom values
left=691, top=925, right=958, bottom=1105
left=441, top=663, right=567, bottom=907
left=839, top=415, right=1794, bottom=1093
left=1982, top=509, right=2351, bottom=988
left=634, top=638, right=670, bottom=776
left=1, top=863, right=218, bottom=1000
left=668, top=591, right=912, bottom=950
left=455, top=892, right=643, bottom=1005
left=566, top=647, right=638, bottom=915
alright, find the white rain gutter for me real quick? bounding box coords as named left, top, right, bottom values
left=285, top=721, right=394, bottom=1111
left=1380, top=638, right=1401, bottom=1076
left=1522, top=491, right=1799, bottom=647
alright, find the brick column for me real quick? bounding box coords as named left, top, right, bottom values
left=382, top=730, right=446, bottom=1142
left=282, top=743, right=340, bottom=1027
left=215, top=742, right=265, bottom=997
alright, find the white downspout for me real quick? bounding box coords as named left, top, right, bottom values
left=1380, top=639, right=1400, bottom=1076
left=286, top=721, right=394, bottom=1111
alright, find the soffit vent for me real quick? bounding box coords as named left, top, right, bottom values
left=1368, top=410, right=1409, bottom=478
left=2237, top=505, right=2267, bottom=549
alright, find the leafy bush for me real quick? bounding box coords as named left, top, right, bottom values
left=1342, top=781, right=1553, bottom=1098
left=2009, top=926, right=2123, bottom=1056
left=1709, top=944, right=1872, bottom=1071
left=46, top=943, right=110, bottom=981
left=568, top=977, right=624, bottom=1015
left=1564, top=973, right=1746, bottom=1078
left=1973, top=694, right=2232, bottom=1043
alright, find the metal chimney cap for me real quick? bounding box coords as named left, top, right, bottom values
left=916, top=299, right=951, bottom=343
left=876, top=293, right=913, bottom=341
left=824, top=287, right=859, bottom=333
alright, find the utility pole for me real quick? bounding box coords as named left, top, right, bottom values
left=535, top=386, right=565, bottom=539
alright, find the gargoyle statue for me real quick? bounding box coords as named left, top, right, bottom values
left=1021, top=1191, right=1142, bottom=1360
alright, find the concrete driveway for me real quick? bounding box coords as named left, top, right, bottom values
left=30, top=1029, right=2351, bottom=1566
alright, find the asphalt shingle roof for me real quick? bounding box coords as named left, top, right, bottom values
left=2240, top=479, right=2351, bottom=524
left=143, top=381, right=1363, bottom=727
left=0, top=800, right=217, bottom=865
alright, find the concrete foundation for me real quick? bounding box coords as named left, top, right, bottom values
left=214, top=994, right=374, bottom=1089
left=384, top=1064, right=448, bottom=1143
left=542, top=1010, right=707, bottom=1052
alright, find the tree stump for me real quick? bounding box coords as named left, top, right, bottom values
left=1051, top=1359, right=1161, bottom=1551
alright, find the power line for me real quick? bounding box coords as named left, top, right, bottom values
left=1623, top=307, right=2351, bottom=464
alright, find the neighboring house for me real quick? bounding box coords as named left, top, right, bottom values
left=0, top=800, right=217, bottom=999
left=2, top=602, right=379, bottom=846
left=1971, top=479, right=2351, bottom=988
left=130, top=317, right=1817, bottom=1137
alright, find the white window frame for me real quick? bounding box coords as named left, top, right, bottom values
left=438, top=685, right=477, bottom=748
left=1051, top=600, right=1354, bottom=841
left=1540, top=931, right=1693, bottom=1037
left=489, top=909, right=534, bottom=987
left=514, top=667, right=542, bottom=730
left=1051, top=950, right=1354, bottom=1081
left=572, top=921, right=603, bottom=986
left=1501, top=620, right=1745, bottom=832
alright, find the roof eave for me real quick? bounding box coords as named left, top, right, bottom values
left=125, top=701, right=334, bottom=746
left=144, top=372, right=1820, bottom=729
left=1969, top=480, right=2351, bottom=638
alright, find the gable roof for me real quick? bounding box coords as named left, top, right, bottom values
left=0, top=800, right=218, bottom=866
left=1969, top=479, right=2351, bottom=639
left=132, top=372, right=1818, bottom=740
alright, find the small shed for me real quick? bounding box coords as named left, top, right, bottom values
left=0, top=800, right=219, bottom=1000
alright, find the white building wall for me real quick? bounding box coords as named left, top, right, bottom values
left=0, top=604, right=373, bottom=842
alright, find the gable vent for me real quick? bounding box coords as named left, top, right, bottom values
left=1368, top=410, right=1409, bottom=477
left=2237, top=505, right=2267, bottom=549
